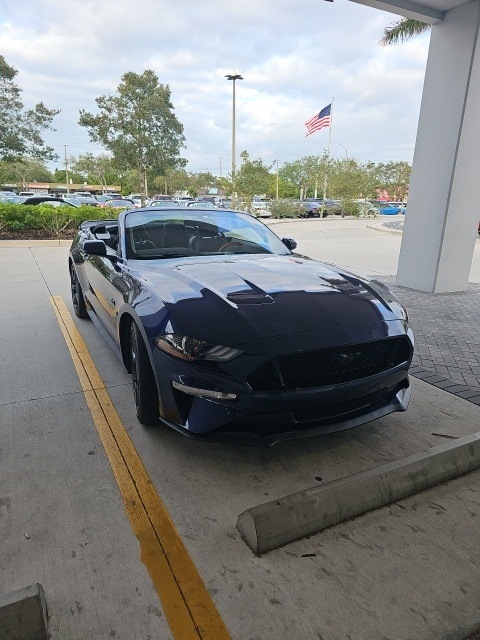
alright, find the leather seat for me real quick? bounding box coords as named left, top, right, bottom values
left=161, top=223, right=190, bottom=248
left=189, top=236, right=225, bottom=252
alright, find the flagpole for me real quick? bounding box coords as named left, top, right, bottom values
left=322, top=97, right=334, bottom=202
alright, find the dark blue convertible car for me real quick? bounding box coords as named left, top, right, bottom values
left=69, top=207, right=414, bottom=445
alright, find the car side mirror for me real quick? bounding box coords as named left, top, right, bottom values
left=83, top=239, right=107, bottom=256
left=282, top=237, right=297, bottom=251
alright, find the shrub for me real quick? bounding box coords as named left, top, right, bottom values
left=0, top=204, right=37, bottom=232
left=270, top=200, right=302, bottom=219
left=340, top=200, right=361, bottom=217
left=23, top=204, right=76, bottom=235
left=0, top=203, right=118, bottom=235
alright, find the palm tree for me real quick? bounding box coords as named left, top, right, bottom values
left=379, top=18, right=431, bottom=45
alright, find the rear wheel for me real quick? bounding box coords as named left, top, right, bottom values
left=130, top=322, right=159, bottom=425
left=70, top=263, right=89, bottom=319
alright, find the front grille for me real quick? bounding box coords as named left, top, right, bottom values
left=247, top=336, right=412, bottom=392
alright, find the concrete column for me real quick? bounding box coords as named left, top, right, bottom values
left=396, top=0, right=480, bottom=292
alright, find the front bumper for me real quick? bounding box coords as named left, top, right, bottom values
left=159, top=377, right=411, bottom=446
left=150, top=324, right=414, bottom=446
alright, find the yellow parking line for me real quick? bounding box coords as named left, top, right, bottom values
left=50, top=296, right=231, bottom=640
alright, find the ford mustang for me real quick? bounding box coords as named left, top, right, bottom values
left=68, top=207, right=414, bottom=445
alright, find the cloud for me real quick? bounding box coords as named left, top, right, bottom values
left=1, top=0, right=430, bottom=173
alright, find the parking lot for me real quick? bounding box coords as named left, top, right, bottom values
left=2, top=217, right=480, bottom=640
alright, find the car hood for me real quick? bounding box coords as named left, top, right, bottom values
left=134, top=254, right=405, bottom=346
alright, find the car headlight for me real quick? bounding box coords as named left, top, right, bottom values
left=155, top=334, right=243, bottom=362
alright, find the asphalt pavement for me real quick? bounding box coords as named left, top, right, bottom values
left=2, top=218, right=480, bottom=640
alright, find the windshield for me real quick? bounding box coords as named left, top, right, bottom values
left=124, top=209, right=291, bottom=260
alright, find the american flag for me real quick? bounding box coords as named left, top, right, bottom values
left=305, top=104, right=331, bottom=136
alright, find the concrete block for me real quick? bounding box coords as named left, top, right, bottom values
left=0, top=583, right=48, bottom=640
left=237, top=431, right=480, bottom=554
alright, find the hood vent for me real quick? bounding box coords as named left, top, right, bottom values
left=226, top=291, right=273, bottom=305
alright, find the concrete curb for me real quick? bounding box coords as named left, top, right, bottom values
left=367, top=221, right=404, bottom=234
left=0, top=239, right=71, bottom=247
left=237, top=431, right=480, bottom=554
left=0, top=583, right=48, bottom=640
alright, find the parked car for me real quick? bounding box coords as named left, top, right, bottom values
left=149, top=200, right=179, bottom=208
left=101, top=198, right=135, bottom=210
left=196, top=196, right=217, bottom=205
left=0, top=195, right=27, bottom=204
left=69, top=206, right=414, bottom=445
left=250, top=203, right=272, bottom=218
left=324, top=199, right=344, bottom=215
left=297, top=201, right=321, bottom=218
left=96, top=194, right=115, bottom=204
left=358, top=201, right=381, bottom=216
left=151, top=194, right=173, bottom=201
left=379, top=202, right=407, bottom=215
left=73, top=195, right=99, bottom=207
left=303, top=199, right=342, bottom=216
left=186, top=202, right=219, bottom=209
left=22, top=196, right=79, bottom=207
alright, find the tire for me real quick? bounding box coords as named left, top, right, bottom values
left=130, top=322, right=159, bottom=425
left=70, top=263, right=89, bottom=319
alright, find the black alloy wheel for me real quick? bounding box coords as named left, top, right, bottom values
left=70, top=263, right=89, bottom=319
left=130, top=322, right=159, bottom=425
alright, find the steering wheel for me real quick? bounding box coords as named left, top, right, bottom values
left=218, top=241, right=244, bottom=252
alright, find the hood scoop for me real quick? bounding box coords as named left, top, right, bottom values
left=226, top=291, right=274, bottom=305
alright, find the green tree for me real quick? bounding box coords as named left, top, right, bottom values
left=1, top=158, right=53, bottom=188
left=70, top=153, right=118, bottom=190
left=188, top=171, right=217, bottom=195
left=279, top=154, right=330, bottom=198
left=328, top=159, right=376, bottom=201
left=78, top=70, right=186, bottom=196
left=0, top=56, right=60, bottom=162
left=374, top=161, right=411, bottom=201
left=379, top=19, right=430, bottom=46
left=51, top=168, right=87, bottom=184
left=153, top=168, right=189, bottom=196
left=235, top=156, right=274, bottom=199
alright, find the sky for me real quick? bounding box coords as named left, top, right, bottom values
left=1, top=0, right=431, bottom=176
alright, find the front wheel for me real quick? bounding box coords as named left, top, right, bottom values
left=70, top=263, right=89, bottom=319
left=130, top=322, right=159, bottom=425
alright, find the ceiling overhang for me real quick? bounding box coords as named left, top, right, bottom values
left=349, top=0, right=473, bottom=23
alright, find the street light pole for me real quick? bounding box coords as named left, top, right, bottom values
left=225, top=73, right=243, bottom=202
left=275, top=159, right=279, bottom=201
left=338, top=143, right=348, bottom=159
left=64, top=145, right=69, bottom=194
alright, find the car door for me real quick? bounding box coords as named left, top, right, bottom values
left=83, top=250, right=130, bottom=342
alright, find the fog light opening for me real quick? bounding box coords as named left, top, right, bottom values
left=172, top=380, right=237, bottom=400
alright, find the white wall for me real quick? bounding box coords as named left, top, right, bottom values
left=396, top=0, right=480, bottom=292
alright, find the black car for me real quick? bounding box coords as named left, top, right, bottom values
left=298, top=201, right=321, bottom=218
left=23, top=196, right=79, bottom=207
left=69, top=207, right=414, bottom=445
